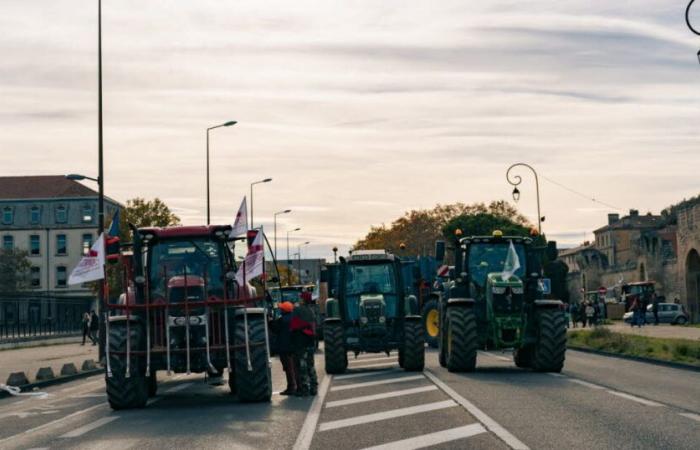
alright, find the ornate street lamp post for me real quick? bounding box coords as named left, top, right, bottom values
left=506, top=163, right=544, bottom=234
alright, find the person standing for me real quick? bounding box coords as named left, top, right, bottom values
left=580, top=302, right=588, bottom=328
left=652, top=294, right=660, bottom=326
left=290, top=291, right=318, bottom=397
left=272, top=302, right=297, bottom=395
left=89, top=310, right=99, bottom=346
left=570, top=302, right=579, bottom=328
left=81, top=312, right=91, bottom=345
left=585, top=302, right=595, bottom=327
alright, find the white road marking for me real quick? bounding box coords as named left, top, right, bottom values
left=60, top=416, right=119, bottom=438
left=360, top=423, right=487, bottom=450
left=319, top=400, right=456, bottom=432
left=0, top=403, right=105, bottom=446
left=164, top=382, right=193, bottom=393
left=325, top=386, right=438, bottom=408
left=349, top=362, right=399, bottom=370
left=77, top=393, right=106, bottom=398
left=568, top=379, right=605, bottom=390
left=349, top=356, right=398, bottom=365
left=606, top=390, right=664, bottom=407
left=59, top=380, right=104, bottom=394
left=679, top=412, right=700, bottom=423
left=547, top=373, right=565, bottom=378
left=425, top=370, right=529, bottom=450
left=353, top=352, right=396, bottom=360
left=292, top=375, right=332, bottom=450
left=334, top=369, right=400, bottom=381
left=480, top=351, right=511, bottom=362
left=331, top=375, right=424, bottom=392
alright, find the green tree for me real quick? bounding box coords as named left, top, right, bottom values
left=118, top=197, right=181, bottom=237
left=443, top=212, right=538, bottom=245
left=0, top=249, right=31, bottom=293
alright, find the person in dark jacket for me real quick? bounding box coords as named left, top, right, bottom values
left=273, top=302, right=296, bottom=395
left=290, top=291, right=318, bottom=396
left=81, top=312, right=91, bottom=345
left=89, top=310, right=99, bottom=345
left=652, top=294, right=660, bottom=326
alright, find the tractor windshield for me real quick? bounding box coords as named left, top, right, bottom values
left=147, top=238, right=225, bottom=300
left=345, top=262, right=397, bottom=320
left=467, top=242, right=526, bottom=287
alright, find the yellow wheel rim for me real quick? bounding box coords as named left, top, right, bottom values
left=426, top=309, right=440, bottom=337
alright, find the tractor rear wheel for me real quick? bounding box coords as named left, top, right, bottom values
left=445, top=307, right=477, bottom=372
left=106, top=322, right=148, bottom=410
left=323, top=322, right=347, bottom=374
left=402, top=320, right=425, bottom=371
left=234, top=312, right=272, bottom=402
left=421, top=299, right=440, bottom=348
left=532, top=310, right=567, bottom=373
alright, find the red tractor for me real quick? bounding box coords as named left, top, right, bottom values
left=106, top=225, right=272, bottom=409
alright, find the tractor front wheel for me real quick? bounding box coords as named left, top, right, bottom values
left=106, top=322, right=148, bottom=410
left=445, top=307, right=477, bottom=372
left=532, top=309, right=567, bottom=373
left=402, top=320, right=425, bottom=371
left=421, top=299, right=440, bottom=348
left=513, top=346, right=533, bottom=369
left=234, top=311, right=272, bottom=402
left=323, top=321, right=347, bottom=374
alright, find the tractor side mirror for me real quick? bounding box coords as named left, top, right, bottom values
left=435, top=240, right=445, bottom=262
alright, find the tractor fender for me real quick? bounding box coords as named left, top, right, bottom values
left=233, top=307, right=266, bottom=316
left=404, top=295, right=420, bottom=316
left=404, top=314, right=422, bottom=322
left=108, top=315, right=142, bottom=323
left=534, top=299, right=563, bottom=309
left=325, top=298, right=340, bottom=319
left=447, top=298, right=475, bottom=307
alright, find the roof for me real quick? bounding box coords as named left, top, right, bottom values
left=139, top=225, right=232, bottom=239
left=559, top=243, right=596, bottom=257
left=594, top=213, right=664, bottom=234
left=0, top=176, right=99, bottom=200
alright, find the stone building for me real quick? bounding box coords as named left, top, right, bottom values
left=676, top=199, right=700, bottom=322
left=559, top=242, right=607, bottom=303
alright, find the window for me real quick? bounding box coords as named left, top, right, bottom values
left=55, top=206, right=67, bottom=224
left=56, top=234, right=67, bottom=255
left=30, top=267, right=41, bottom=287
left=29, top=235, right=40, bottom=256
left=82, top=234, right=93, bottom=255
left=2, top=207, right=13, bottom=225
left=2, top=235, right=13, bottom=251
left=82, top=205, right=93, bottom=223
left=30, top=206, right=41, bottom=224
left=56, top=266, right=67, bottom=287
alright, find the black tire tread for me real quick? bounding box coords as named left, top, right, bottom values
left=234, top=314, right=272, bottom=402
left=446, top=307, right=477, bottom=372
left=532, top=310, right=567, bottom=373
left=323, top=322, right=347, bottom=374
left=402, top=320, right=425, bottom=371
left=106, top=323, right=148, bottom=410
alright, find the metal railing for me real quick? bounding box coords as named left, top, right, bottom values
left=0, top=294, right=94, bottom=342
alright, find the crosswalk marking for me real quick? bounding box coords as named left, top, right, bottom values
left=60, top=416, right=119, bottom=438
left=359, top=423, right=487, bottom=450
left=606, top=390, right=663, bottom=407
left=334, top=369, right=400, bottom=381
left=349, top=362, right=399, bottom=370
left=318, top=400, right=457, bottom=432
left=679, top=412, right=700, bottom=423
left=349, top=356, right=398, bottom=365
left=325, top=386, right=438, bottom=408
left=331, top=375, right=424, bottom=392
left=568, top=379, right=605, bottom=390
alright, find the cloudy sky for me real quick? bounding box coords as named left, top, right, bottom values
left=2, top=0, right=699, bottom=259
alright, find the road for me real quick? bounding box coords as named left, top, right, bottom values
left=0, top=348, right=698, bottom=450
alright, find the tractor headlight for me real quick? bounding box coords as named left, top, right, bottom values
left=492, top=286, right=506, bottom=294
left=174, top=317, right=187, bottom=326
left=378, top=316, right=386, bottom=324
left=512, top=287, right=524, bottom=294
left=360, top=317, right=368, bottom=325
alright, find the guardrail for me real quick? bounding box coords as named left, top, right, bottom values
left=0, top=294, right=94, bottom=342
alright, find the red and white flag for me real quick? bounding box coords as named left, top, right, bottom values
left=68, top=233, right=105, bottom=285
left=230, top=196, right=248, bottom=237
left=235, top=231, right=264, bottom=284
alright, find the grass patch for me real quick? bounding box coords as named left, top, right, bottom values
left=567, top=328, right=700, bottom=366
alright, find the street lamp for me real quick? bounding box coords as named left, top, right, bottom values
left=333, top=246, right=338, bottom=263
left=506, top=163, right=544, bottom=234
left=273, top=209, right=292, bottom=262
left=250, top=178, right=272, bottom=229
left=286, top=227, right=301, bottom=285
left=297, top=241, right=310, bottom=283
left=206, top=120, right=237, bottom=225
left=687, top=1, right=700, bottom=63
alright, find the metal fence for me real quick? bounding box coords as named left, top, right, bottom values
left=0, top=294, right=95, bottom=342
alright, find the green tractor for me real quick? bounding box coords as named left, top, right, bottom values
left=438, top=231, right=567, bottom=373
left=323, top=250, right=425, bottom=374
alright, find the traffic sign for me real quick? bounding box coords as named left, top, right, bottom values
left=598, top=286, right=607, bottom=296
left=437, top=265, right=450, bottom=277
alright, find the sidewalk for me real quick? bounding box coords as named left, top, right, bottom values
left=0, top=338, right=99, bottom=385
left=574, top=322, right=700, bottom=341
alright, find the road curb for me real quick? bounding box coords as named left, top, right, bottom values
left=568, top=345, right=700, bottom=372
left=0, top=367, right=103, bottom=399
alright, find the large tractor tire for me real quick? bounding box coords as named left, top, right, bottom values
left=147, top=372, right=158, bottom=397
left=531, top=309, right=567, bottom=373
left=234, top=311, right=272, bottom=402
left=323, top=321, right=347, bottom=374
left=421, top=299, right=440, bottom=348
left=402, top=320, right=425, bottom=371
left=445, top=307, right=477, bottom=373
left=513, top=346, right=533, bottom=369
left=106, top=321, right=149, bottom=410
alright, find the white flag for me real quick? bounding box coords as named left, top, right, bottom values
left=235, top=231, right=264, bottom=285
left=68, top=233, right=105, bottom=285
left=230, top=196, right=248, bottom=237
left=500, top=240, right=521, bottom=281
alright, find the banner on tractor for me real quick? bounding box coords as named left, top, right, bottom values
left=230, top=196, right=248, bottom=237
left=68, top=233, right=105, bottom=285
left=235, top=230, right=264, bottom=284
left=500, top=240, right=521, bottom=281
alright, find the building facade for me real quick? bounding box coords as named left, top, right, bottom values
left=677, top=200, right=700, bottom=322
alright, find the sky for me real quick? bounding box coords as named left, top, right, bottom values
left=2, top=0, right=700, bottom=260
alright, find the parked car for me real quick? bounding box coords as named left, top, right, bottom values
left=622, top=303, right=689, bottom=325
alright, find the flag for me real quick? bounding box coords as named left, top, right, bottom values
left=107, top=209, right=120, bottom=237
left=106, top=210, right=120, bottom=261
left=235, top=230, right=264, bottom=285
left=69, top=233, right=106, bottom=285
left=500, top=240, right=521, bottom=281
left=230, top=197, right=248, bottom=237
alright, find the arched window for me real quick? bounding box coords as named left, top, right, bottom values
left=2, top=207, right=13, bottom=225
left=30, top=206, right=41, bottom=224
left=55, top=205, right=67, bottom=223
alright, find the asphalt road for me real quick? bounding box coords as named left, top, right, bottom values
left=0, top=348, right=698, bottom=450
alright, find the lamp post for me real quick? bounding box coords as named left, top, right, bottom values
left=687, top=1, right=700, bottom=63
left=250, top=178, right=272, bottom=229
left=506, top=163, right=544, bottom=234
left=273, top=209, right=291, bottom=262
left=206, top=120, right=237, bottom=225
left=286, top=227, right=301, bottom=285
left=332, top=246, right=338, bottom=263
left=297, top=241, right=310, bottom=284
